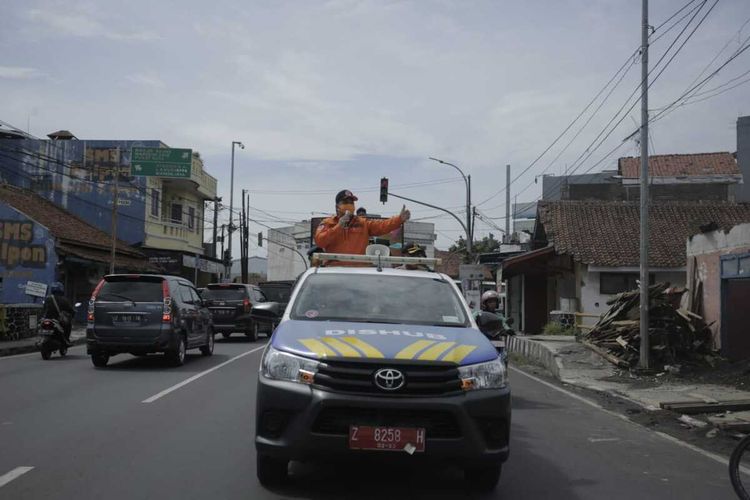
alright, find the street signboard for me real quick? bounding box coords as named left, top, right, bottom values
left=25, top=281, right=48, bottom=298
left=131, top=147, right=192, bottom=178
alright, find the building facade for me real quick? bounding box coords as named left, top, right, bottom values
left=0, top=135, right=219, bottom=284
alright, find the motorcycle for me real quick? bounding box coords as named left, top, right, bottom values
left=37, top=318, right=68, bottom=360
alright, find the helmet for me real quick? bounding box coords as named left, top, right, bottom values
left=481, top=290, right=499, bottom=307
left=50, top=282, right=64, bottom=294
left=404, top=241, right=426, bottom=258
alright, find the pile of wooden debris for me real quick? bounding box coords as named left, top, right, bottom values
left=584, top=283, right=714, bottom=368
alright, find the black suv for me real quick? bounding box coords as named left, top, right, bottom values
left=202, top=283, right=274, bottom=341
left=86, top=274, right=214, bottom=368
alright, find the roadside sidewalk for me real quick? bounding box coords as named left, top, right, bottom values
left=508, top=335, right=750, bottom=412
left=0, top=327, right=86, bottom=357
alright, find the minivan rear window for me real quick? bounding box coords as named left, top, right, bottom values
left=98, top=279, right=164, bottom=302
left=202, top=287, right=247, bottom=300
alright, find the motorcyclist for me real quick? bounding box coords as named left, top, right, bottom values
left=480, top=290, right=514, bottom=336
left=315, top=190, right=410, bottom=266
left=481, top=290, right=500, bottom=313
left=43, top=282, right=75, bottom=344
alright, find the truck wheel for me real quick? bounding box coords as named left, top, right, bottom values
left=200, top=330, right=214, bottom=356
left=91, top=352, right=109, bottom=368
left=465, top=464, right=502, bottom=492
left=166, top=335, right=187, bottom=367
left=246, top=323, right=259, bottom=341
left=257, top=454, right=288, bottom=487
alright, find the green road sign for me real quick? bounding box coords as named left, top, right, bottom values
left=131, top=147, right=193, bottom=178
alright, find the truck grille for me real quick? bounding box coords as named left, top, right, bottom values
left=314, top=360, right=461, bottom=396
left=312, top=407, right=461, bottom=438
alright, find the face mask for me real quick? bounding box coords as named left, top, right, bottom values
left=337, top=203, right=355, bottom=216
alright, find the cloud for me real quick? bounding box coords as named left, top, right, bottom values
left=125, top=74, right=166, bottom=88
left=0, top=66, right=44, bottom=80
left=26, top=8, right=158, bottom=41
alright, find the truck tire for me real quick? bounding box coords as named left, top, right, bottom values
left=257, top=454, right=288, bottom=487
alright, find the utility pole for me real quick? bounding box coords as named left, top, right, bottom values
left=212, top=197, right=220, bottom=258
left=241, top=189, right=248, bottom=284
left=109, top=150, right=120, bottom=275
left=639, top=0, right=651, bottom=369
left=220, top=224, right=226, bottom=280
left=505, top=164, right=511, bottom=242
left=228, top=141, right=244, bottom=278
left=428, top=157, right=472, bottom=258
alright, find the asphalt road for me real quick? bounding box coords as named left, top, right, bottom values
left=0, top=338, right=737, bottom=499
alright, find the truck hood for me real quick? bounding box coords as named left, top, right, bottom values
left=271, top=320, right=497, bottom=366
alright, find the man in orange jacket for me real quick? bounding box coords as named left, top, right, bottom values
left=315, top=189, right=410, bottom=265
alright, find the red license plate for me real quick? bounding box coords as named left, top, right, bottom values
left=349, top=425, right=426, bottom=453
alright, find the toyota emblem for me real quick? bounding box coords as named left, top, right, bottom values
left=373, top=368, right=405, bottom=391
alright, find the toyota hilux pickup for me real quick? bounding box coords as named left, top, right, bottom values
left=255, top=253, right=510, bottom=492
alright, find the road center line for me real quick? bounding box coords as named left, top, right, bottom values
left=0, top=466, right=34, bottom=488
left=509, top=365, right=737, bottom=471
left=142, top=344, right=266, bottom=403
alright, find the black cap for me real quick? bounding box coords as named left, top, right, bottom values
left=404, top=241, right=426, bottom=257
left=335, top=189, right=358, bottom=204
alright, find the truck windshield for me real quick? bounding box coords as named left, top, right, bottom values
left=291, top=273, right=468, bottom=327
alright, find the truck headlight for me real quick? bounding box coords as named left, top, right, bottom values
left=261, top=346, right=320, bottom=385
left=457, top=357, right=507, bottom=391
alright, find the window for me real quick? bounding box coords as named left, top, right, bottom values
left=188, top=207, right=195, bottom=230
left=170, top=203, right=183, bottom=223
left=291, top=274, right=468, bottom=326
left=599, top=272, right=654, bottom=295
left=179, top=285, right=193, bottom=304
left=151, top=190, right=160, bottom=217
left=98, top=278, right=164, bottom=302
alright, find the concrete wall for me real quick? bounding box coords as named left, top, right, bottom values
left=738, top=116, right=750, bottom=202
left=687, top=223, right=750, bottom=348
left=579, top=266, right=686, bottom=319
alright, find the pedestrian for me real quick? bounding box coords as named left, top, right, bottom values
left=356, top=207, right=367, bottom=218
left=315, top=189, right=410, bottom=265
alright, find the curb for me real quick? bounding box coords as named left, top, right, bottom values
left=506, top=335, right=656, bottom=411
left=507, top=336, right=565, bottom=379
left=0, top=336, right=87, bottom=358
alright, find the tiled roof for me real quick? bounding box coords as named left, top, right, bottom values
left=538, top=201, right=750, bottom=267
left=435, top=249, right=462, bottom=278
left=0, top=184, right=144, bottom=258
left=618, top=152, right=739, bottom=178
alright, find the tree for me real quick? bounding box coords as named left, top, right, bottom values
left=449, top=233, right=501, bottom=259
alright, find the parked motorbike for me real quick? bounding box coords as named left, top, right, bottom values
left=37, top=318, right=68, bottom=360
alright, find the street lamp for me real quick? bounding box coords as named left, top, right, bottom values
left=428, top=157, right=472, bottom=257
left=228, top=141, right=244, bottom=278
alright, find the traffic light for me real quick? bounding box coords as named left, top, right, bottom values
left=257, top=232, right=263, bottom=247
left=380, top=177, right=389, bottom=204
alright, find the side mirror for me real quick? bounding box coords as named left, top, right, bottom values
left=476, top=311, right=503, bottom=339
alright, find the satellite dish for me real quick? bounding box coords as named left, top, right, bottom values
left=365, top=244, right=390, bottom=257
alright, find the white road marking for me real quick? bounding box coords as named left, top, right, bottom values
left=0, top=466, right=34, bottom=488
left=587, top=437, right=621, bottom=443
left=510, top=365, right=742, bottom=472
left=142, top=344, right=266, bottom=403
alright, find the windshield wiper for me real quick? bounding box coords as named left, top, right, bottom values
left=100, top=293, right=136, bottom=305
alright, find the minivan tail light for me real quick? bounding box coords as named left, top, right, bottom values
left=243, top=297, right=251, bottom=313
left=162, top=280, right=172, bottom=323
left=88, top=279, right=105, bottom=321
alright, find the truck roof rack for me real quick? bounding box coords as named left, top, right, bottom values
left=311, top=253, right=442, bottom=270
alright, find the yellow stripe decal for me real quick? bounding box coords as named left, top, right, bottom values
left=322, top=337, right=361, bottom=358
left=395, top=340, right=436, bottom=360
left=299, top=339, right=336, bottom=358
left=341, top=337, right=385, bottom=358
left=417, top=341, right=456, bottom=361
left=441, top=345, right=477, bottom=364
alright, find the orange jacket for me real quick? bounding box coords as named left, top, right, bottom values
left=315, top=214, right=404, bottom=265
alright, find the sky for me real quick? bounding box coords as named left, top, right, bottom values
left=1, top=0, right=749, bottom=256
